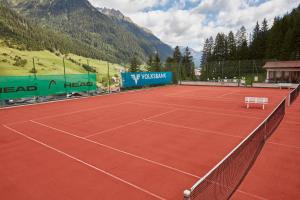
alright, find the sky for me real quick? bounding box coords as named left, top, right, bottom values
left=88, top=0, right=300, bottom=51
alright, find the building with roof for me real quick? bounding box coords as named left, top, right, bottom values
left=264, top=61, right=300, bottom=83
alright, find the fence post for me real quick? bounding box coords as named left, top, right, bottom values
left=63, top=57, right=67, bottom=96
left=32, top=57, right=38, bottom=102
left=107, top=61, right=110, bottom=93
left=87, top=59, right=91, bottom=96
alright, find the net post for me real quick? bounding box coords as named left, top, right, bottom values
left=183, top=189, right=191, bottom=200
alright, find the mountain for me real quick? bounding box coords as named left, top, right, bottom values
left=5, top=0, right=173, bottom=63
left=0, top=2, right=104, bottom=59
left=179, top=46, right=202, bottom=68
left=98, top=7, right=173, bottom=61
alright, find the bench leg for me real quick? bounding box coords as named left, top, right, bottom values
left=263, top=104, right=265, bottom=110
left=247, top=103, right=249, bottom=109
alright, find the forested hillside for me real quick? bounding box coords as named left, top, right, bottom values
left=5, top=0, right=173, bottom=63
left=98, top=8, right=173, bottom=61
left=0, top=3, right=105, bottom=59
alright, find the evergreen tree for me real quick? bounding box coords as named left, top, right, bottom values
left=251, top=21, right=262, bottom=59
left=201, top=38, right=210, bottom=65
left=165, top=56, right=178, bottom=82
left=147, top=55, right=153, bottom=69
left=173, top=46, right=182, bottom=64
left=129, top=56, right=140, bottom=72
left=173, top=46, right=182, bottom=81
left=261, top=18, right=269, bottom=33
left=266, top=17, right=282, bottom=58
left=165, top=57, right=174, bottom=71
left=227, top=31, right=237, bottom=60
left=236, top=26, right=249, bottom=59
left=213, top=33, right=227, bottom=60
left=182, top=47, right=195, bottom=80
left=148, top=52, right=161, bottom=72
left=207, top=36, right=214, bottom=61
left=281, top=28, right=294, bottom=60
left=153, top=52, right=161, bottom=71
left=261, top=18, right=269, bottom=58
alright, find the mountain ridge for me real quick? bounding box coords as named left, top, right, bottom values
left=4, top=0, right=173, bottom=63
left=97, top=7, right=173, bottom=60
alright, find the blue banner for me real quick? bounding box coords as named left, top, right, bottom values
left=121, top=72, right=173, bottom=88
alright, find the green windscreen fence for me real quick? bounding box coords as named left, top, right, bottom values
left=0, top=74, right=97, bottom=100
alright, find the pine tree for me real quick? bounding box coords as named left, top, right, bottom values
left=147, top=55, right=153, bottom=70
left=201, top=38, right=210, bottom=65
left=182, top=47, right=195, bottom=80
left=261, top=18, right=269, bottom=58
left=227, top=31, right=236, bottom=60
left=165, top=57, right=173, bottom=71
left=173, top=46, right=182, bottom=64
left=281, top=28, right=293, bottom=60
left=165, top=56, right=178, bottom=82
left=173, top=46, right=182, bottom=81
left=251, top=21, right=261, bottom=59
left=129, top=56, right=140, bottom=72
left=151, top=52, right=161, bottom=72
left=207, top=36, right=214, bottom=61
left=261, top=18, right=268, bottom=33
left=213, top=33, right=227, bottom=60
left=236, top=26, right=248, bottom=59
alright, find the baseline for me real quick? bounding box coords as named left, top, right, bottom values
left=3, top=124, right=166, bottom=200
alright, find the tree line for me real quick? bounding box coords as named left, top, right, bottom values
left=128, top=46, right=196, bottom=82
left=0, top=3, right=107, bottom=61
left=200, top=5, right=300, bottom=80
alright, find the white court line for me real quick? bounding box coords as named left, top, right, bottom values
left=164, top=94, right=237, bottom=102
left=5, top=101, right=132, bottom=126
left=85, top=109, right=178, bottom=138
left=0, top=85, right=174, bottom=110
left=85, top=120, right=143, bottom=138
left=32, top=102, right=131, bottom=121
left=28, top=121, right=268, bottom=200
left=136, top=99, right=262, bottom=116
left=144, top=119, right=243, bottom=139
left=236, top=190, right=268, bottom=200
left=131, top=101, right=263, bottom=120
left=3, top=124, right=166, bottom=200
left=218, top=91, right=239, bottom=98
left=3, top=122, right=267, bottom=200
left=268, top=142, right=300, bottom=150
left=29, top=120, right=200, bottom=179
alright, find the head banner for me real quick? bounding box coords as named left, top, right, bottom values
left=0, top=74, right=97, bottom=100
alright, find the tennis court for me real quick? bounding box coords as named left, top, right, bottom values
left=0, top=85, right=290, bottom=199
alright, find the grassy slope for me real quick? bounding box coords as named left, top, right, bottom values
left=0, top=41, right=122, bottom=85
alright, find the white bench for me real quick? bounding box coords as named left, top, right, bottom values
left=245, top=97, right=269, bottom=110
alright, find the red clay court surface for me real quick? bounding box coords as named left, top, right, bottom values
left=0, top=85, right=298, bottom=200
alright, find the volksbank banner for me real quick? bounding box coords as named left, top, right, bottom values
left=0, top=74, right=97, bottom=100
left=121, top=72, right=173, bottom=88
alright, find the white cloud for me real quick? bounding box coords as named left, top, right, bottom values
left=88, top=0, right=170, bottom=13
left=89, top=0, right=300, bottom=51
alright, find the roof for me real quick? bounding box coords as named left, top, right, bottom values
left=263, top=61, right=300, bottom=69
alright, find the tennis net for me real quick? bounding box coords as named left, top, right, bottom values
left=289, top=84, right=300, bottom=105
left=183, top=98, right=286, bottom=200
